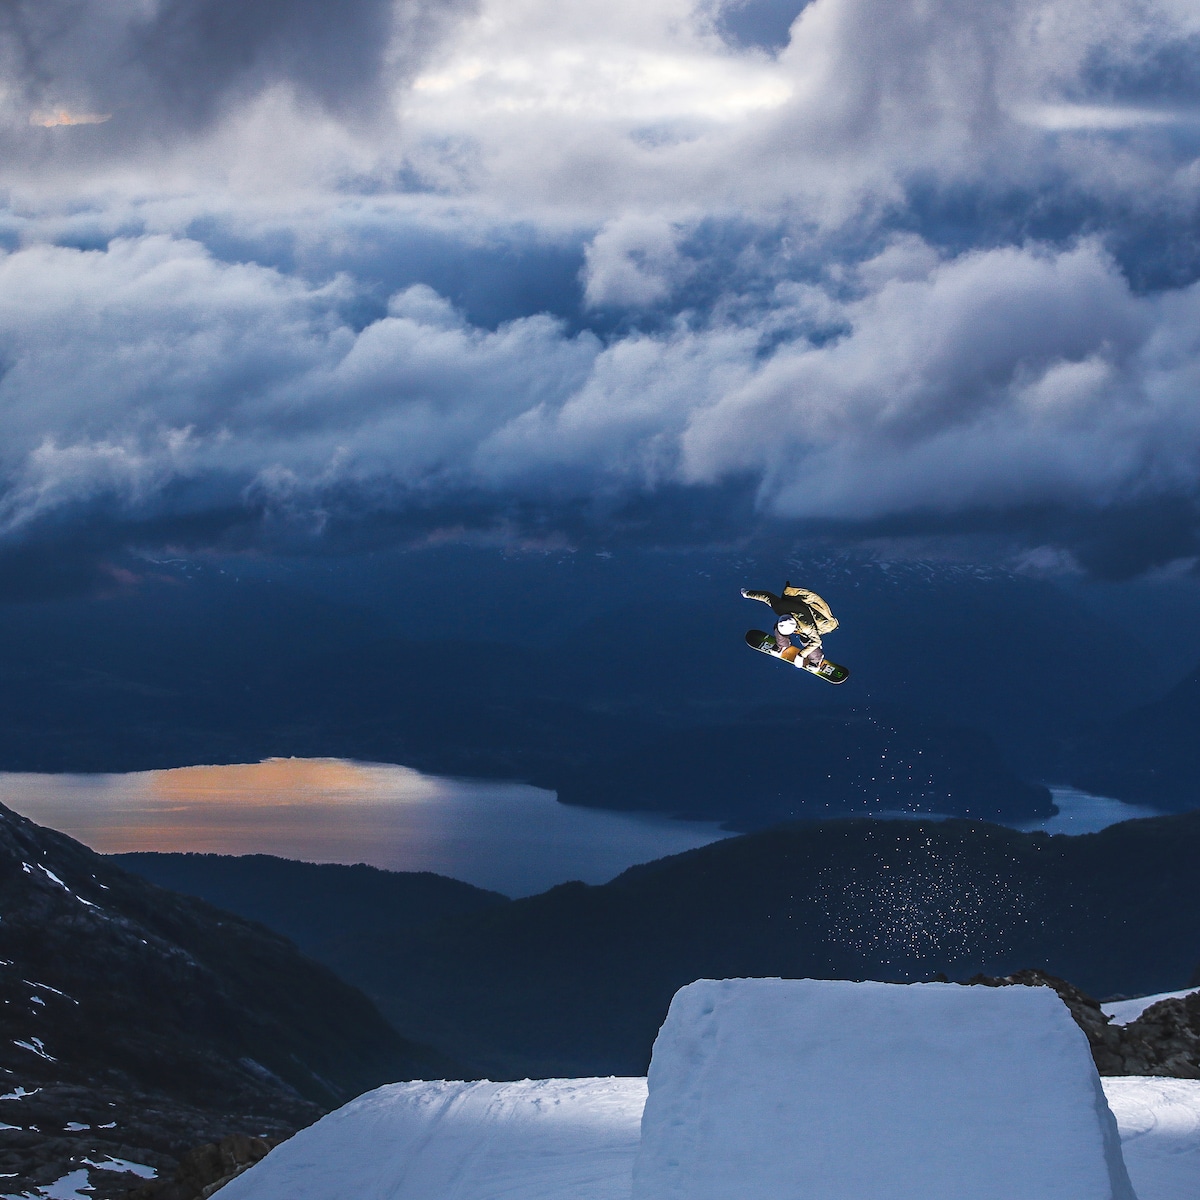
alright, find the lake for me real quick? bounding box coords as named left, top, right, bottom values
left=1014, top=787, right=1165, bottom=835
left=0, top=758, right=731, bottom=898
left=858, top=787, right=1163, bottom=836
left=0, top=761, right=1163, bottom=898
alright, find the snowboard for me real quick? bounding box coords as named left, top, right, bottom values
left=744, top=629, right=850, bottom=684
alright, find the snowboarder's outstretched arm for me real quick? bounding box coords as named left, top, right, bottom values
left=740, top=588, right=779, bottom=607
left=741, top=584, right=836, bottom=631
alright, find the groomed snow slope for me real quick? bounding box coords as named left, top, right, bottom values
left=633, top=979, right=1133, bottom=1200
left=215, top=1074, right=1200, bottom=1200
left=1104, top=1077, right=1200, bottom=1200
left=217, top=1077, right=646, bottom=1200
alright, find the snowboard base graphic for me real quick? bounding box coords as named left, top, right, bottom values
left=745, top=629, right=850, bottom=684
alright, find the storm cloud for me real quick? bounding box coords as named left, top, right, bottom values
left=3, top=0, right=1200, bottom=575
left=0, top=0, right=471, bottom=146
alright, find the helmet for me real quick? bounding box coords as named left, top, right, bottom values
left=775, top=614, right=798, bottom=635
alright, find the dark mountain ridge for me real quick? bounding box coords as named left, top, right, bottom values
left=553, top=704, right=1051, bottom=825
left=0, top=803, right=453, bottom=1198
left=1062, top=660, right=1200, bottom=810
left=109, top=853, right=508, bottom=990
left=118, top=812, right=1200, bottom=1081
left=245, top=545, right=1155, bottom=761
left=0, top=547, right=1140, bottom=827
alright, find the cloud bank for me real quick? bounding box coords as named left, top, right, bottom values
left=3, top=0, right=1200, bottom=576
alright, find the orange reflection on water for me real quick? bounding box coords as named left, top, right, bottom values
left=0, top=758, right=447, bottom=858
left=147, top=757, right=414, bottom=806
left=107, top=757, right=446, bottom=855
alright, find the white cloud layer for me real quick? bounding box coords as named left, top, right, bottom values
left=3, top=0, right=1200, bottom=565
left=2, top=232, right=1200, bottom=537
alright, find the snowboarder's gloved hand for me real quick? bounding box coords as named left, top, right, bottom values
left=740, top=588, right=751, bottom=598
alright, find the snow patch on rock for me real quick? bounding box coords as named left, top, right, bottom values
left=81, top=1156, right=156, bottom=1179
left=1104, top=990, right=1200, bottom=1026
left=12, top=1039, right=54, bottom=1063
left=3, top=1168, right=93, bottom=1199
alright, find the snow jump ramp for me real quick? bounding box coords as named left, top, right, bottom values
left=632, top=978, right=1136, bottom=1200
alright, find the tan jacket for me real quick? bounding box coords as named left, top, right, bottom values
left=741, top=583, right=839, bottom=651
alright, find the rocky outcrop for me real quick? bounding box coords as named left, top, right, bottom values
left=127, top=1134, right=279, bottom=1200
left=1117, top=992, right=1200, bottom=1078
left=968, top=968, right=1200, bottom=1078
left=0, top=1083, right=289, bottom=1200
left=0, top=801, right=455, bottom=1198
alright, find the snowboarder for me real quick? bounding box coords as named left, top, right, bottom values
left=740, top=581, right=839, bottom=670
